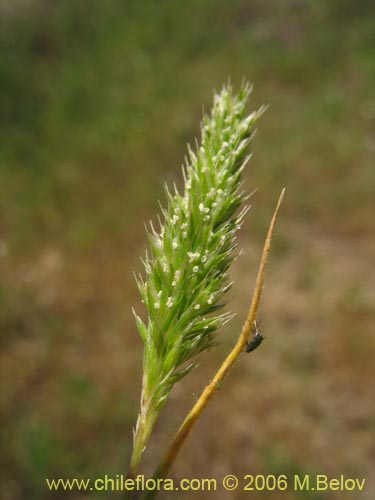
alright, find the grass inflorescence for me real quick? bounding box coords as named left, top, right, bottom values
left=129, top=83, right=265, bottom=477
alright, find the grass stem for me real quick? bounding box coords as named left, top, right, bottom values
left=140, top=188, right=285, bottom=500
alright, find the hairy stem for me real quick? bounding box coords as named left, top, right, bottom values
left=140, top=188, right=285, bottom=500
left=125, top=377, right=158, bottom=499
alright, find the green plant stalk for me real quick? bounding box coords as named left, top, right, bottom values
left=127, top=373, right=157, bottom=480
left=140, top=188, right=285, bottom=500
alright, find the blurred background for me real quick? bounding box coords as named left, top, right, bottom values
left=0, top=1, right=374, bottom=499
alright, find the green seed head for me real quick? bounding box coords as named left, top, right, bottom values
left=134, top=82, right=264, bottom=412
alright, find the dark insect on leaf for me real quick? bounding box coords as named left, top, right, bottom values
left=245, top=319, right=264, bottom=353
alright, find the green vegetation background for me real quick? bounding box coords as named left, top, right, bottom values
left=0, top=1, right=373, bottom=499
